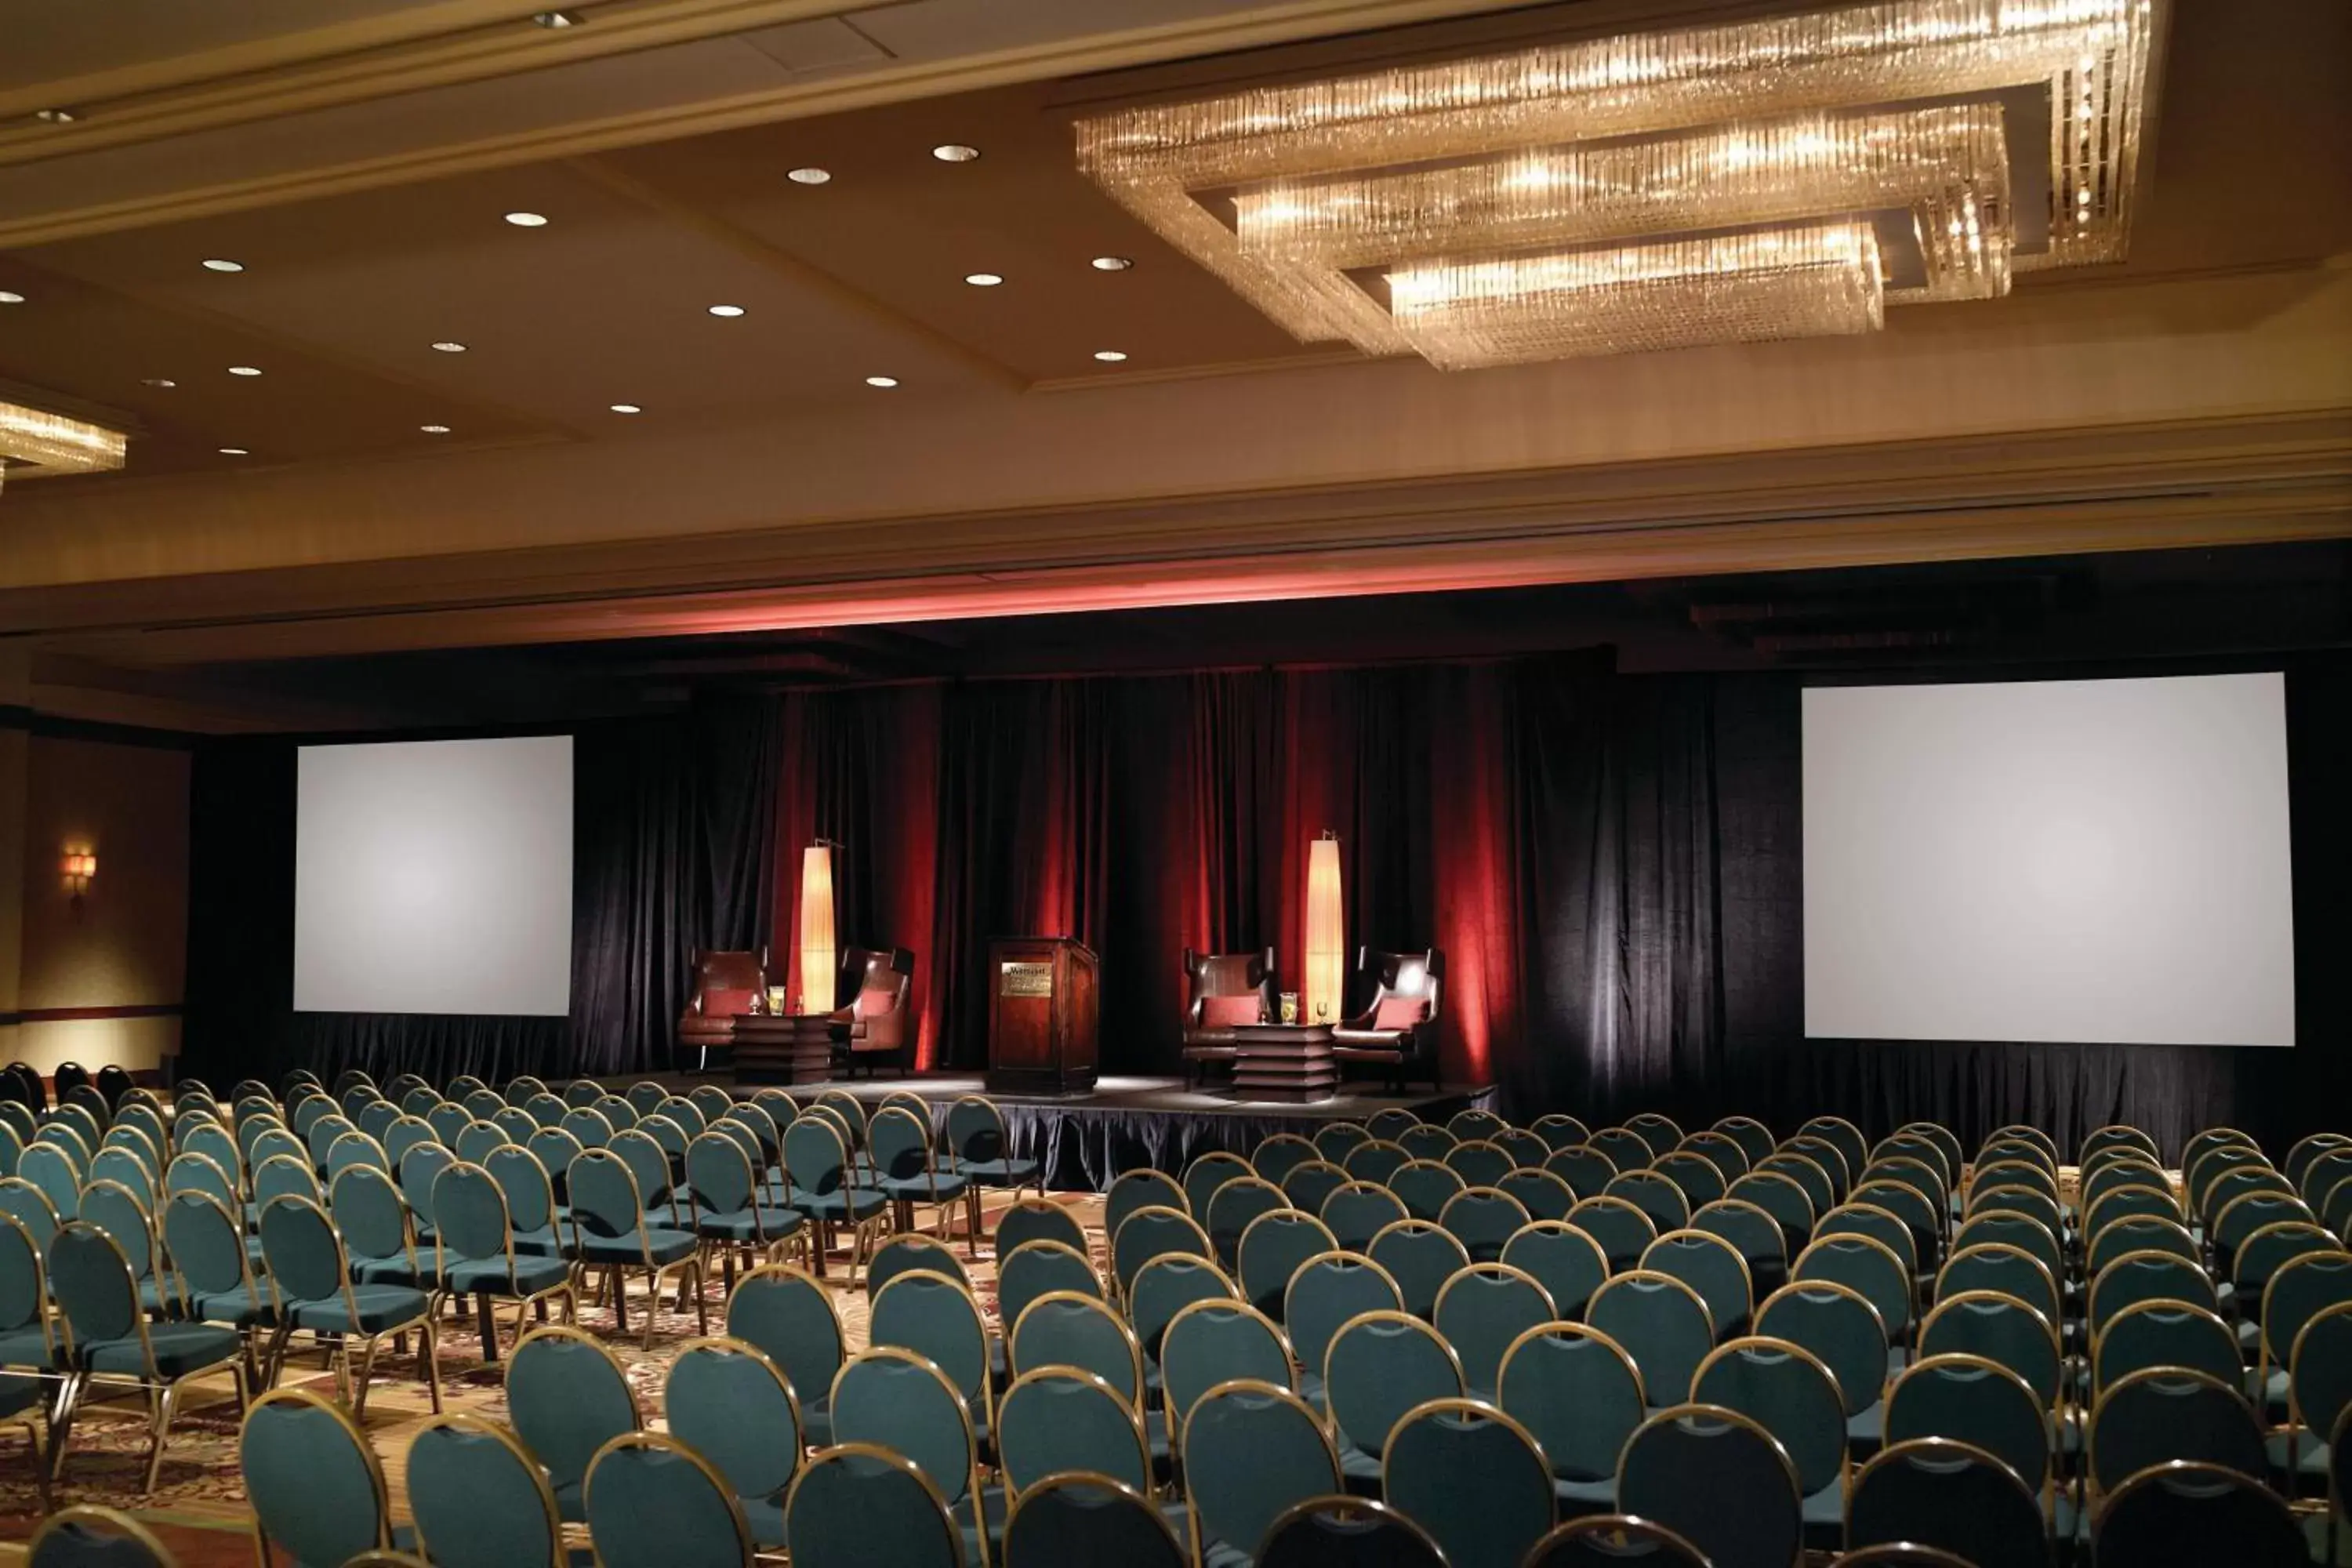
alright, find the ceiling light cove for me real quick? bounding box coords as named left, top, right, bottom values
left=532, top=9, right=583, bottom=26
left=430, top=341, right=468, bottom=353
left=218, top=447, right=249, bottom=456
left=1094, top=350, right=1128, bottom=362
left=865, top=376, right=899, bottom=388
left=140, top=378, right=176, bottom=389
left=706, top=304, right=746, bottom=318
left=786, top=168, right=831, bottom=186
left=503, top=211, right=549, bottom=227
left=227, top=365, right=262, bottom=376
left=932, top=144, right=981, bottom=163
left=964, top=272, right=1004, bottom=287
left=1090, top=256, right=1134, bottom=272
left=420, top=424, right=452, bottom=434
left=1077, top=0, right=2161, bottom=368
left=201, top=259, right=245, bottom=273
left=0, top=292, right=22, bottom=304
left=608, top=403, right=643, bottom=414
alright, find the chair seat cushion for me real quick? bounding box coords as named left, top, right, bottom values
left=354, top=1253, right=435, bottom=1289
left=801, top=1396, right=832, bottom=1449
left=1329, top=1043, right=1407, bottom=1062
left=292, top=1283, right=431, bottom=1335
left=85, top=1321, right=241, bottom=1377
left=448, top=1253, right=573, bottom=1296
left=953, top=1486, right=1009, bottom=1565
left=953, top=1158, right=1039, bottom=1186
left=695, top=1207, right=806, bottom=1240
left=0, top=1326, right=55, bottom=1370
left=742, top=1494, right=785, bottom=1548
left=1330, top=1028, right=1411, bottom=1049
left=514, top=1225, right=566, bottom=1258
left=2267, top=1426, right=2328, bottom=1479
left=790, top=1188, right=889, bottom=1221
left=877, top=1173, right=971, bottom=1202
left=576, top=1227, right=699, bottom=1267
left=1553, top=1474, right=1617, bottom=1515
left=190, top=1290, right=278, bottom=1330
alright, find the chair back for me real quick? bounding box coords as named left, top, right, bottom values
left=1497, top=1321, right=1643, bottom=1483
left=1238, top=1208, right=1338, bottom=1316
left=1754, top=1281, right=1889, bottom=1419
left=1497, top=1167, right=1578, bottom=1223
left=1642, top=1229, right=1752, bottom=1341
left=1181, top=1381, right=1340, bottom=1562
left=1324, top=1309, right=1462, bottom=1462
left=1588, top=1270, right=1712, bottom=1405
left=584, top=1431, right=753, bottom=1568
left=1382, top=1399, right=1555, bottom=1568
left=1127, top=1251, right=1233, bottom=1364
left=2089, top=1366, right=2267, bottom=1497
left=1847, top=1437, right=2045, bottom=1568
left=1206, top=1176, right=1288, bottom=1269
left=1320, top=1181, right=1407, bottom=1250
left=1389, top=1160, right=1467, bottom=1224
left=1007, top=1288, right=1141, bottom=1406
left=2093, top=1459, right=2310, bottom=1568
left=1565, top=1195, right=1656, bottom=1272
left=242, top=1388, right=393, bottom=1567
left=1918, top=1290, right=2061, bottom=1410
left=1691, top=1336, right=1847, bottom=1494
left=784, top=1443, right=962, bottom=1568
left=1110, top=1204, right=1213, bottom=1298
left=1884, top=1352, right=2049, bottom=1499
left=996, top=1367, right=1150, bottom=1495
left=163, top=1189, right=258, bottom=1312
left=1104, top=1170, right=1188, bottom=1241
left=999, top=1240, right=1101, bottom=1339
left=1618, top=1404, right=1799, bottom=1568
left=1002, top=1475, right=1188, bottom=1568
left=997, top=1195, right=1091, bottom=1259
left=407, top=1414, right=566, bottom=1568
left=831, top=1348, right=979, bottom=1510
left=2093, top=1300, right=2241, bottom=1396
left=1437, top=1185, right=1530, bottom=1265
left=506, top=1326, right=642, bottom=1508
left=1162, top=1299, right=1294, bottom=1441
left=1283, top=1250, right=1400, bottom=1375
left=26, top=1505, right=178, bottom=1568
left=665, top=1337, right=802, bottom=1522
left=1433, top=1261, right=1555, bottom=1396
left=724, top=1265, right=844, bottom=1414
left=1366, top=1218, right=1470, bottom=1318
left=1343, top=1140, right=1410, bottom=1186
left=870, top=1269, right=990, bottom=1407
left=329, top=1163, right=414, bottom=1271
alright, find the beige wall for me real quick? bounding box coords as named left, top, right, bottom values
left=0, top=731, right=191, bottom=1077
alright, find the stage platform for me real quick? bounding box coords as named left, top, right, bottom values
left=611, top=1069, right=1496, bottom=1191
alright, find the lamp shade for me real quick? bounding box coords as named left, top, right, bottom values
left=1305, top=833, right=1345, bottom=1025
left=796, top=844, right=837, bottom=1014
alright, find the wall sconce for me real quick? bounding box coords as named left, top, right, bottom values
left=795, top=840, right=837, bottom=1017
left=61, top=848, right=96, bottom=898
left=1305, top=830, right=1344, bottom=1026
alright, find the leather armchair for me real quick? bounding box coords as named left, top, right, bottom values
left=677, top=949, right=770, bottom=1069
left=1181, top=947, right=1275, bottom=1086
left=829, top=946, right=914, bottom=1077
left=1331, top=947, right=1443, bottom=1091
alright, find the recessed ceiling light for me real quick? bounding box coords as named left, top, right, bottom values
left=706, top=304, right=746, bottom=318
left=503, top=211, right=549, bottom=227
left=1090, top=256, right=1134, bottom=272
left=865, top=376, right=899, bottom=388
left=0, top=291, right=22, bottom=304
left=1094, top=350, right=1128, bottom=362
left=964, top=272, right=1004, bottom=287
left=420, top=424, right=452, bottom=434
left=532, top=9, right=582, bottom=26
left=201, top=258, right=245, bottom=273
left=140, top=378, right=176, bottom=388
left=35, top=109, right=79, bottom=125
left=430, top=341, right=468, bottom=353
left=609, top=403, right=642, bottom=414
left=227, top=365, right=262, bottom=376
left=786, top=167, right=831, bottom=185
left=218, top=447, right=249, bottom=456
left=932, top=143, right=980, bottom=163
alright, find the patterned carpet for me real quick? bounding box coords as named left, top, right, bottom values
left=0, top=1187, right=1087, bottom=1566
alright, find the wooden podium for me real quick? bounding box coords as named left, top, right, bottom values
left=985, top=937, right=1098, bottom=1096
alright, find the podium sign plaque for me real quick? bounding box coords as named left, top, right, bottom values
left=985, top=937, right=1098, bottom=1095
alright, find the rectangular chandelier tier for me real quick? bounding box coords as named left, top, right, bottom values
left=0, top=400, right=127, bottom=495
left=1076, top=0, right=2161, bottom=367
left=1392, top=221, right=1888, bottom=368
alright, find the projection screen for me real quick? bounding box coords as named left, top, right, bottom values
left=1803, top=673, right=2293, bottom=1047
left=295, top=735, right=573, bottom=1015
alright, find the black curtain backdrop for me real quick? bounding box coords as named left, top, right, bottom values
left=183, top=695, right=778, bottom=1087
left=187, top=654, right=2352, bottom=1160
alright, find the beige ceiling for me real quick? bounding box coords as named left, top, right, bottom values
left=0, top=0, right=2346, bottom=728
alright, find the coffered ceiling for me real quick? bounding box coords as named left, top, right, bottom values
left=0, top=0, right=2347, bottom=729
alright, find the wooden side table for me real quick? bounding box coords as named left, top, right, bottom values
left=1228, top=1023, right=1340, bottom=1104
left=731, top=1014, right=836, bottom=1084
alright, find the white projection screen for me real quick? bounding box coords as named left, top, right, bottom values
left=296, top=735, right=574, bottom=1015
left=1803, top=673, right=2293, bottom=1047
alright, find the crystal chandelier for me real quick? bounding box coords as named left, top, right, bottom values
left=0, top=399, right=127, bottom=495
left=1077, top=0, right=2161, bottom=367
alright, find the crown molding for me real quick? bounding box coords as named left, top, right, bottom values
left=0, top=1, right=862, bottom=167
left=0, top=0, right=1558, bottom=249
left=12, top=409, right=2345, bottom=665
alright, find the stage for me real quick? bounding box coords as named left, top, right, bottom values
left=616, top=1070, right=1496, bottom=1191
